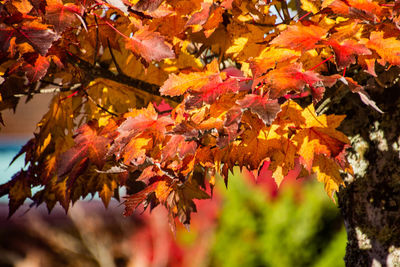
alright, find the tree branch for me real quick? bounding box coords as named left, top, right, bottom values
left=67, top=53, right=180, bottom=104
left=11, top=84, right=82, bottom=98
left=280, top=1, right=291, bottom=24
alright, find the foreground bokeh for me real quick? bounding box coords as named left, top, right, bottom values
left=0, top=170, right=345, bottom=267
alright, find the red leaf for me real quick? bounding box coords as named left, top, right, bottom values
left=162, top=135, right=197, bottom=161
left=184, top=78, right=240, bottom=109
left=237, top=94, right=281, bottom=125
left=110, top=104, right=173, bottom=164
left=22, top=54, right=50, bottom=82
left=123, top=182, right=159, bottom=216
left=45, top=0, right=82, bottom=33
left=124, top=26, right=175, bottom=62
left=185, top=2, right=223, bottom=37
left=134, top=0, right=164, bottom=12
left=257, top=63, right=322, bottom=98
left=325, top=39, right=371, bottom=69
left=58, top=120, right=111, bottom=177
left=186, top=2, right=212, bottom=28
left=340, top=77, right=383, bottom=113
left=0, top=22, right=58, bottom=55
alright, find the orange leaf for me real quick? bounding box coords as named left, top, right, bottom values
left=258, top=63, right=321, bottom=99
left=250, top=48, right=300, bottom=78
left=125, top=26, right=175, bottom=62
left=367, top=31, right=400, bottom=66
left=160, top=60, right=224, bottom=96
left=12, top=0, right=33, bottom=14
left=270, top=24, right=328, bottom=51
left=155, top=180, right=173, bottom=203
left=293, top=105, right=349, bottom=171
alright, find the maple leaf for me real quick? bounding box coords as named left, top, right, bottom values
left=324, top=39, right=371, bottom=69
left=162, top=135, right=197, bottom=161
left=86, top=169, right=120, bottom=208
left=124, top=26, right=175, bottom=63
left=45, top=0, right=82, bottom=33
left=184, top=78, right=240, bottom=109
left=58, top=120, right=112, bottom=177
left=186, top=3, right=223, bottom=37
left=293, top=104, right=349, bottom=171
left=160, top=60, right=224, bottom=97
left=173, top=180, right=210, bottom=225
left=250, top=48, right=300, bottom=78
left=257, top=63, right=322, bottom=99
left=22, top=54, right=50, bottom=82
left=270, top=24, right=328, bottom=51
left=367, top=31, right=400, bottom=66
left=237, top=94, right=281, bottom=125
left=186, top=2, right=212, bottom=30
left=300, top=0, right=321, bottom=13
left=31, top=177, right=68, bottom=212
left=322, top=0, right=383, bottom=22
left=123, top=182, right=159, bottom=216
left=312, top=155, right=344, bottom=201
left=0, top=21, right=58, bottom=56
left=268, top=139, right=297, bottom=186
left=0, top=170, right=31, bottom=217
left=110, top=104, right=173, bottom=164
left=98, top=180, right=117, bottom=208
left=11, top=0, right=33, bottom=14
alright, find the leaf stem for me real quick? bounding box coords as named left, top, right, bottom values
left=309, top=55, right=334, bottom=71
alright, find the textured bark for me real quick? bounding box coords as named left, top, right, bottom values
left=332, top=71, right=400, bottom=266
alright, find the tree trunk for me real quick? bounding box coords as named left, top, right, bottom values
left=334, top=74, right=400, bottom=266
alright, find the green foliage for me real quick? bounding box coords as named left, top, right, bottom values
left=210, top=174, right=346, bottom=267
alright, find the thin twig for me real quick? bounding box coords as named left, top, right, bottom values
left=82, top=89, right=118, bottom=117
left=93, top=15, right=100, bottom=65
left=247, top=21, right=278, bottom=27
left=274, top=4, right=285, bottom=22
left=107, top=38, right=123, bottom=75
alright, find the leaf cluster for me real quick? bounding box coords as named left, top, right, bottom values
left=1, top=0, right=400, bottom=227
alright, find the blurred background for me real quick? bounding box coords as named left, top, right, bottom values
left=0, top=95, right=346, bottom=267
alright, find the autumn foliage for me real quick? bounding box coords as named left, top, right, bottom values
left=1, top=0, right=399, bottom=228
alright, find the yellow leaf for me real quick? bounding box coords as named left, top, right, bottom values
left=312, top=155, right=344, bottom=201
left=99, top=180, right=117, bottom=208
left=226, top=37, right=248, bottom=57
left=155, top=180, right=173, bottom=203
left=122, top=137, right=151, bottom=165
left=300, top=0, right=321, bottom=13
